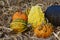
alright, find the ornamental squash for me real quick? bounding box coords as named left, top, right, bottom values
left=34, top=23, right=53, bottom=38
left=10, top=19, right=27, bottom=33
left=12, top=11, right=28, bottom=21
left=28, top=5, right=46, bottom=28
left=45, top=5, right=60, bottom=26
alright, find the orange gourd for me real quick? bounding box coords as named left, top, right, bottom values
left=12, top=11, right=28, bottom=21
left=34, top=23, right=53, bottom=38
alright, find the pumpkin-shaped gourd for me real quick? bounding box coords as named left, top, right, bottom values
left=34, top=23, right=53, bottom=38
left=12, top=11, right=28, bottom=21
left=10, top=19, right=27, bottom=33
left=45, top=5, right=60, bottom=26
left=28, top=5, right=46, bottom=28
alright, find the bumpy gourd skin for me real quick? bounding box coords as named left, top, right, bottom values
left=10, top=19, right=27, bottom=33
left=28, top=5, right=45, bottom=28
left=34, top=23, right=53, bottom=38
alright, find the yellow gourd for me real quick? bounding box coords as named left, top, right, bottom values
left=28, top=5, right=46, bottom=28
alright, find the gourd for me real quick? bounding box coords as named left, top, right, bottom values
left=12, top=11, right=28, bottom=21
left=10, top=11, right=28, bottom=33
left=45, top=5, right=60, bottom=26
left=10, top=19, right=27, bottom=33
left=28, top=5, right=46, bottom=28
left=34, top=23, right=53, bottom=38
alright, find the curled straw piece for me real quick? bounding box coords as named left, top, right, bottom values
left=53, top=32, right=60, bottom=40
left=57, top=31, right=60, bottom=35
left=2, top=27, right=13, bottom=33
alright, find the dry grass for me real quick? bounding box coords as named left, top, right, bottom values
left=0, top=0, right=60, bottom=40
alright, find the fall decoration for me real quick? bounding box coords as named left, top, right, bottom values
left=45, top=5, right=60, bottom=26
left=34, top=23, right=53, bottom=38
left=28, top=5, right=46, bottom=28
left=10, top=19, right=27, bottom=33
left=12, top=11, right=28, bottom=21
